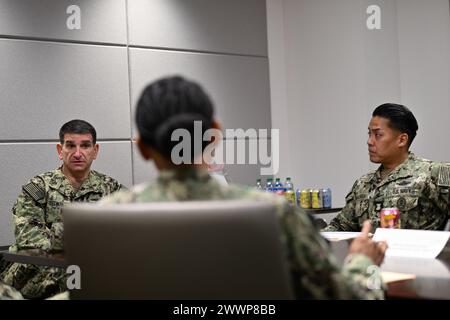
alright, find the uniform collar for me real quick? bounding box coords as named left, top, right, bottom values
left=158, top=167, right=211, bottom=185
left=375, top=152, right=416, bottom=187
left=48, top=166, right=99, bottom=196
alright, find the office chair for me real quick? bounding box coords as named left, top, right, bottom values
left=63, top=200, right=295, bottom=299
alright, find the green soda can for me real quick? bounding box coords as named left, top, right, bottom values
left=300, top=189, right=311, bottom=208
left=311, top=189, right=323, bottom=209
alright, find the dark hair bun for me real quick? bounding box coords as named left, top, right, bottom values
left=135, top=76, right=215, bottom=161
left=154, top=113, right=212, bottom=158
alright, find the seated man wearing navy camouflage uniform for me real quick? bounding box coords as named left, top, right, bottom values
left=325, top=103, right=450, bottom=231
left=0, top=119, right=123, bottom=299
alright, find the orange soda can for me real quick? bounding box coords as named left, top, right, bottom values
left=380, top=207, right=401, bottom=229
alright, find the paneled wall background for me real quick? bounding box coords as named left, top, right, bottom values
left=0, top=0, right=270, bottom=245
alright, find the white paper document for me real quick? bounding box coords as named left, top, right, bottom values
left=373, top=228, right=450, bottom=259
left=382, top=256, right=450, bottom=279
left=320, top=232, right=362, bottom=242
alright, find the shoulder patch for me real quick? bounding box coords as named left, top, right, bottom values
left=437, top=165, right=450, bottom=188
left=22, top=182, right=46, bottom=204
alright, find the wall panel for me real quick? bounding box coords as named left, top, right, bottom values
left=128, top=0, right=267, bottom=56
left=0, top=0, right=127, bottom=44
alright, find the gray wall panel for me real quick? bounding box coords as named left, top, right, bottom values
left=362, top=0, right=401, bottom=108
left=91, top=141, right=133, bottom=188
left=132, top=141, right=160, bottom=185
left=281, top=0, right=369, bottom=207
left=0, top=39, right=131, bottom=140
left=129, top=49, right=271, bottom=135
left=397, top=0, right=450, bottom=162
left=224, top=138, right=273, bottom=186
left=0, top=0, right=127, bottom=44
left=128, top=0, right=267, bottom=56
left=0, top=142, right=132, bottom=246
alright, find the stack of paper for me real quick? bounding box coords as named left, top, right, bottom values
left=372, top=228, right=450, bottom=259
left=320, top=231, right=362, bottom=242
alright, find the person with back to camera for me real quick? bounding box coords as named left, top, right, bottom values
left=100, top=75, right=388, bottom=299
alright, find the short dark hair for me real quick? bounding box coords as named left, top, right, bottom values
left=372, top=103, right=418, bottom=147
left=59, top=119, right=97, bottom=144
left=135, top=75, right=214, bottom=161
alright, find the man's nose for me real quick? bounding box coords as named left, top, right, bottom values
left=74, top=147, right=82, bottom=157
left=367, top=135, right=374, bottom=146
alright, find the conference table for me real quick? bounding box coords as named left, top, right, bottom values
left=330, top=239, right=450, bottom=299
left=1, top=249, right=67, bottom=268
left=2, top=241, right=450, bottom=299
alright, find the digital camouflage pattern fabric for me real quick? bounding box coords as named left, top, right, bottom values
left=100, top=167, right=384, bottom=299
left=325, top=153, right=450, bottom=231
left=0, top=282, right=24, bottom=300
left=0, top=167, right=122, bottom=299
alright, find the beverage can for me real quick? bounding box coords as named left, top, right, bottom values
left=322, top=188, right=332, bottom=208
left=284, top=189, right=296, bottom=205
left=380, top=207, right=401, bottom=229
left=300, top=189, right=311, bottom=208
left=311, top=189, right=323, bottom=209
left=296, top=189, right=302, bottom=207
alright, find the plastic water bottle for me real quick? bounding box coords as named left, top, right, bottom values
left=274, top=178, right=285, bottom=195
left=265, top=178, right=274, bottom=192
left=255, top=178, right=263, bottom=191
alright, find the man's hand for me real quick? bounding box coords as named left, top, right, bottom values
left=348, top=220, right=387, bottom=265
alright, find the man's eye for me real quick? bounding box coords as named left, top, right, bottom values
left=81, top=144, right=92, bottom=149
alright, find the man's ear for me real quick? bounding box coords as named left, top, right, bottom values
left=136, top=136, right=153, bottom=160
left=93, top=143, right=99, bottom=160
left=398, top=133, right=409, bottom=148
left=56, top=144, right=63, bottom=160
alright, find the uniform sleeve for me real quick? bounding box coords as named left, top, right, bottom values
left=324, top=181, right=361, bottom=231
left=0, top=282, right=25, bottom=300
left=430, top=163, right=450, bottom=229
left=282, top=205, right=384, bottom=299
left=110, top=178, right=126, bottom=193
left=11, top=180, right=54, bottom=251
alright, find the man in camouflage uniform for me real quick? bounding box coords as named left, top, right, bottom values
left=97, top=76, right=388, bottom=299
left=0, top=119, right=123, bottom=299
left=325, top=103, right=450, bottom=231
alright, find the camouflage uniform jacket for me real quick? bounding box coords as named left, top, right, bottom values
left=326, top=153, right=450, bottom=231
left=100, top=168, right=384, bottom=299
left=0, top=167, right=122, bottom=299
